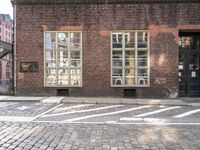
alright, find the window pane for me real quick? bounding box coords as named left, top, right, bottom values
left=138, top=51, right=147, bottom=58
left=58, top=69, right=69, bottom=85
left=113, top=50, right=122, bottom=67
left=138, top=77, right=148, bottom=85
left=125, top=51, right=135, bottom=58
left=138, top=31, right=148, bottom=48
left=45, top=69, right=57, bottom=85
left=138, top=51, right=148, bottom=67
left=113, top=59, right=122, bottom=67
left=71, top=51, right=80, bottom=59
left=58, top=32, right=69, bottom=49
left=125, top=77, right=135, bottom=85
left=112, top=69, right=123, bottom=85
left=125, top=68, right=135, bottom=77
left=125, top=32, right=135, bottom=48
left=70, top=32, right=81, bottom=49
left=125, top=69, right=135, bottom=85
left=138, top=68, right=148, bottom=76
left=58, top=51, right=69, bottom=67
left=45, top=51, right=56, bottom=67
left=112, top=32, right=123, bottom=48
left=125, top=51, right=135, bottom=67
left=70, top=69, right=81, bottom=86
left=45, top=32, right=56, bottom=49
left=71, top=60, right=81, bottom=68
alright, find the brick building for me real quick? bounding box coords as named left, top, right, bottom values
left=0, top=14, right=12, bottom=93
left=12, top=0, right=200, bottom=98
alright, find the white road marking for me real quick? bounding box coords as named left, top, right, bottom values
left=62, top=105, right=150, bottom=122
left=30, top=104, right=63, bottom=121
left=173, top=109, right=200, bottom=118
left=42, top=105, right=123, bottom=118
left=0, top=116, right=34, bottom=122
left=120, top=117, right=165, bottom=122
left=136, top=106, right=181, bottom=117
left=17, top=106, right=30, bottom=111
left=33, top=120, right=200, bottom=125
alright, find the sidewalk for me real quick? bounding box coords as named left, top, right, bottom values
left=0, top=95, right=200, bottom=106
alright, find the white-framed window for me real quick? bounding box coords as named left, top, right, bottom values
left=44, top=31, right=82, bottom=87
left=111, top=30, right=150, bottom=87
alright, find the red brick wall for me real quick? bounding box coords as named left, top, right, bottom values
left=15, top=3, right=200, bottom=97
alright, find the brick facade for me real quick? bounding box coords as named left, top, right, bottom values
left=14, top=1, right=200, bottom=97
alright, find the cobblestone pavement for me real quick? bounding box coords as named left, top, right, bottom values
left=0, top=122, right=200, bottom=150
left=0, top=102, right=200, bottom=149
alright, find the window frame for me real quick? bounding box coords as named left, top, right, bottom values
left=44, top=31, right=82, bottom=87
left=111, top=30, right=150, bottom=87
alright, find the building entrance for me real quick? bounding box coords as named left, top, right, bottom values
left=179, top=33, right=200, bottom=97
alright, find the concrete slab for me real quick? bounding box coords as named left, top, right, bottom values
left=41, top=97, right=64, bottom=103
left=1, top=96, right=45, bottom=102
left=62, top=97, right=200, bottom=106
left=0, top=96, right=11, bottom=101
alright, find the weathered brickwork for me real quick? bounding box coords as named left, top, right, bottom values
left=15, top=2, right=200, bottom=97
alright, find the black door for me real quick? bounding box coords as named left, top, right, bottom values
left=179, top=33, right=200, bottom=97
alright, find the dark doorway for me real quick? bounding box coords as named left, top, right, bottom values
left=179, top=32, right=200, bottom=97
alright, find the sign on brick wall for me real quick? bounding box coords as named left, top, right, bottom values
left=20, top=62, right=38, bottom=72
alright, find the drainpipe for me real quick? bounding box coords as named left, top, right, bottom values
left=11, top=1, right=16, bottom=95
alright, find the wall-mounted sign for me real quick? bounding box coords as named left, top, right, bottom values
left=20, top=62, right=38, bottom=72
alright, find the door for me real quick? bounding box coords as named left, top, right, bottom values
left=179, top=33, right=200, bottom=97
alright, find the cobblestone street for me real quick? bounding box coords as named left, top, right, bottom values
left=0, top=102, right=200, bottom=149
left=0, top=122, right=200, bottom=150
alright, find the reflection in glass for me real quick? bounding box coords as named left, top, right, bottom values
left=138, top=59, right=147, bottom=67
left=58, top=69, right=69, bottom=85
left=179, top=37, right=191, bottom=48
left=125, top=51, right=135, bottom=58
left=58, top=32, right=69, bottom=49
left=45, top=69, right=57, bottom=85
left=45, top=51, right=56, bottom=67
left=113, top=51, right=122, bottom=59
left=125, top=51, right=135, bottom=67
left=138, top=51, right=147, bottom=58
left=113, top=60, right=122, bottom=67
left=112, top=32, right=123, bottom=48
left=71, top=51, right=80, bottom=59
left=138, top=77, right=147, bottom=85
left=125, top=32, right=135, bottom=48
left=125, top=68, right=135, bottom=77
left=189, top=54, right=199, bottom=70
left=70, top=32, right=81, bottom=49
left=138, top=32, right=148, bottom=48
left=70, top=69, right=81, bottom=86
left=58, top=51, right=68, bottom=67
left=138, top=69, right=148, bottom=76
left=45, top=32, right=56, bottom=49
left=125, top=77, right=135, bottom=85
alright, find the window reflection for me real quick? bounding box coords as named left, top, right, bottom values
left=112, top=33, right=123, bottom=48
left=45, top=33, right=56, bottom=49
left=46, top=69, right=57, bottom=85
left=58, top=32, right=69, bottom=49
left=138, top=32, right=148, bottom=48
left=45, top=32, right=82, bottom=87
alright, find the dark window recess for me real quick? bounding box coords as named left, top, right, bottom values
left=124, top=89, right=136, bottom=97
left=57, top=89, right=69, bottom=96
